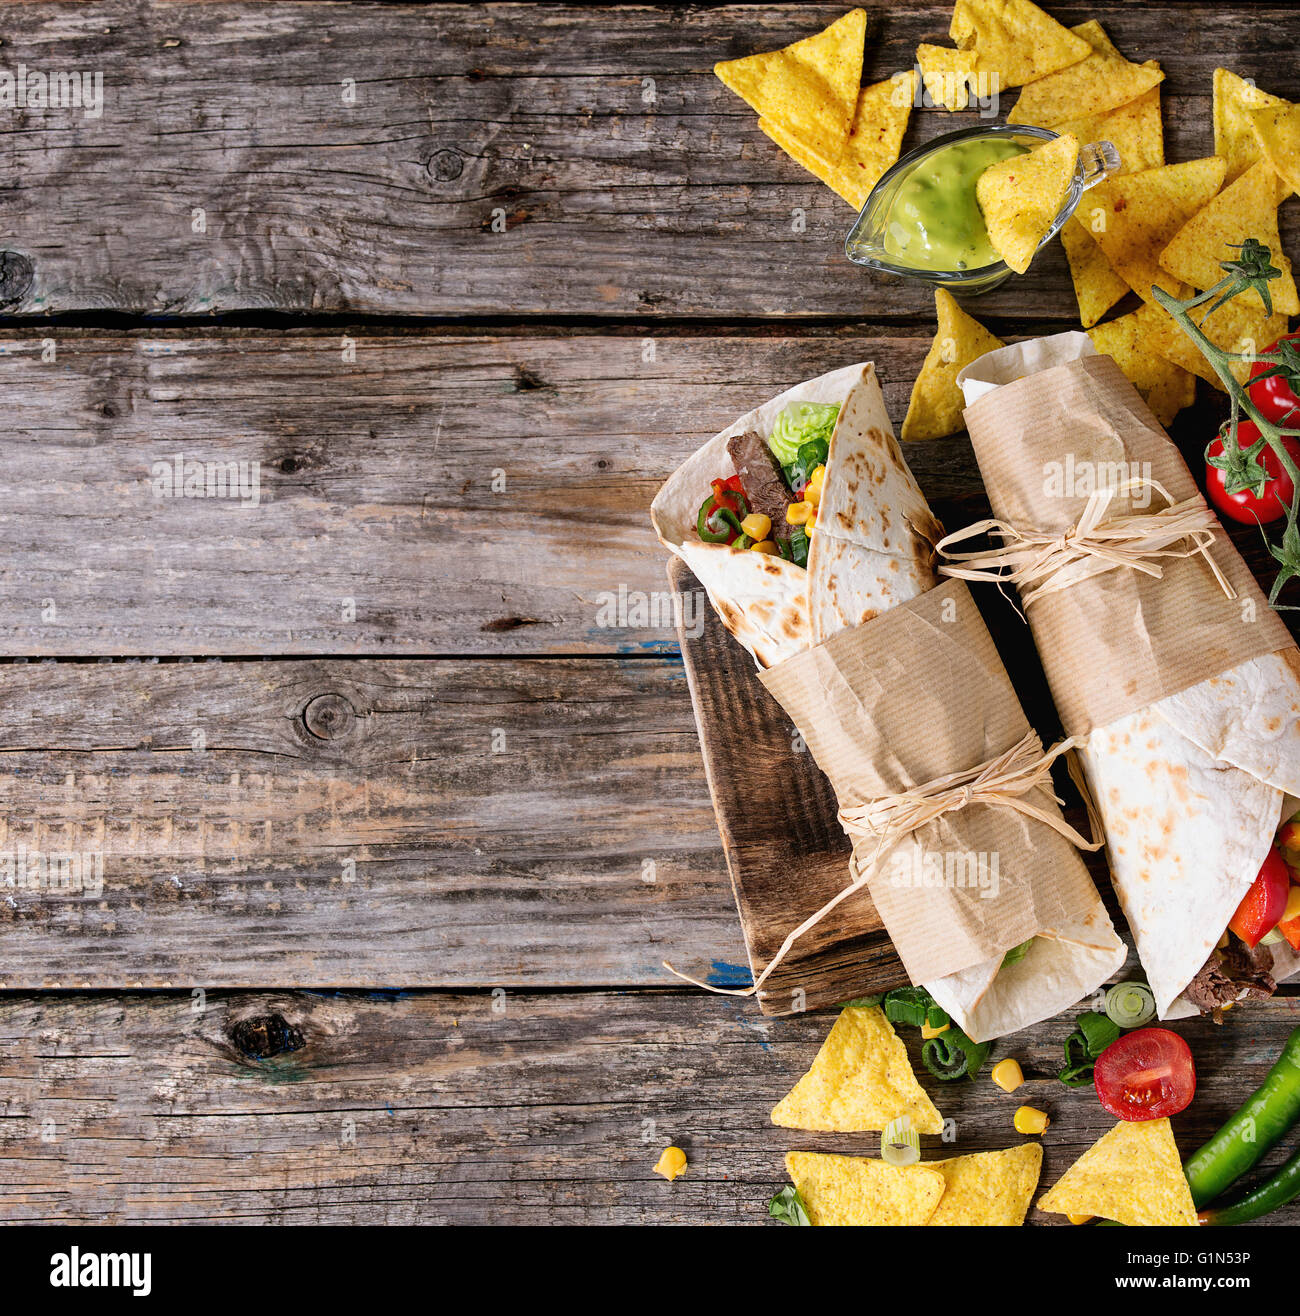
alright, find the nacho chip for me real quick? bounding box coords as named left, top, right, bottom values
left=1037, top=1118, right=1197, bottom=1227
left=916, top=43, right=977, bottom=112
left=950, top=0, right=1091, bottom=89
left=1143, top=295, right=1289, bottom=391
left=1087, top=305, right=1197, bottom=426
left=762, top=71, right=917, bottom=209
left=1057, top=86, right=1165, bottom=178
left=1080, top=157, right=1227, bottom=305
left=715, top=9, right=866, bottom=165
left=787, top=1152, right=946, bottom=1226
left=1249, top=102, right=1300, bottom=199
left=1061, top=217, right=1130, bottom=327
left=927, top=1144, right=1043, bottom=1226
left=771, top=1004, right=944, bottom=1133
left=902, top=288, right=1006, bottom=442
left=1159, top=159, right=1299, bottom=316
left=1214, top=69, right=1291, bottom=186
left=976, top=131, right=1079, bottom=274
left=1007, top=20, right=1164, bottom=127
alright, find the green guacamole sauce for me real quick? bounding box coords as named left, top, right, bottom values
left=882, top=138, right=1029, bottom=272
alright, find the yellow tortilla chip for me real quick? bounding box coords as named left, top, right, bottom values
left=1007, top=21, right=1164, bottom=127
left=1087, top=305, right=1197, bottom=426
left=1080, top=157, right=1227, bottom=305
left=1250, top=102, right=1300, bottom=199
left=916, top=43, right=976, bottom=112
left=1037, top=1118, right=1198, bottom=1227
left=787, top=1152, right=946, bottom=1226
left=1061, top=217, right=1130, bottom=328
left=1144, top=295, right=1289, bottom=391
left=902, top=289, right=1005, bottom=442
left=976, top=132, right=1079, bottom=275
left=926, top=1144, right=1043, bottom=1226
left=762, top=71, right=917, bottom=210
left=1057, top=86, right=1165, bottom=178
left=1159, top=160, right=1299, bottom=316
left=1214, top=68, right=1290, bottom=185
left=715, top=9, right=866, bottom=165
left=950, top=0, right=1091, bottom=89
left=771, top=1005, right=943, bottom=1134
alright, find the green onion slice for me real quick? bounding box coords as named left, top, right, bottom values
left=881, top=1117, right=920, bottom=1166
left=1103, top=982, right=1156, bottom=1029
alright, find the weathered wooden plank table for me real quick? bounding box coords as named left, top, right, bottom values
left=1, top=0, right=1299, bottom=1227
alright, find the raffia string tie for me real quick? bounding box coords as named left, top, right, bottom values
left=662, top=729, right=1101, bottom=999
left=934, top=475, right=1234, bottom=609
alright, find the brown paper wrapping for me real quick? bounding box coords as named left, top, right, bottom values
left=961, top=354, right=1293, bottom=737
left=759, top=576, right=1112, bottom=985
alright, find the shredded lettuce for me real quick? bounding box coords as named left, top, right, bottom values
left=767, top=401, right=839, bottom=467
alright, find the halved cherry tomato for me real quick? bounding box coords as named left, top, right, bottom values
left=1205, top=420, right=1300, bottom=525
left=1248, top=332, right=1300, bottom=425
left=1093, top=1027, right=1196, bottom=1122
left=1230, top=847, right=1292, bottom=948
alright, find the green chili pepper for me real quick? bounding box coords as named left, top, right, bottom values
left=883, top=986, right=948, bottom=1031
left=1056, top=1010, right=1119, bottom=1086
left=1199, top=1144, right=1300, bottom=1225
left=921, top=1025, right=989, bottom=1081
left=1184, top=1025, right=1300, bottom=1208
left=696, top=495, right=745, bottom=543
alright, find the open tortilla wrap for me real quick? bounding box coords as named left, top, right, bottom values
left=959, top=334, right=1300, bottom=1018
left=654, top=362, right=1125, bottom=1039
left=651, top=363, right=942, bottom=668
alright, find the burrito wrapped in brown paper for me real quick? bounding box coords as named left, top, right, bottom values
left=652, top=361, right=1125, bottom=1040
left=953, top=334, right=1300, bottom=1018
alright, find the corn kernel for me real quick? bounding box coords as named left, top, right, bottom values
left=1217, top=930, right=1230, bottom=949
left=653, top=1146, right=687, bottom=1182
left=921, top=1020, right=949, bottom=1040
left=740, top=512, right=771, bottom=542
left=1067, top=1213, right=1094, bottom=1226
left=750, top=540, right=778, bottom=555
left=1013, top=1105, right=1049, bottom=1136
left=991, top=1058, right=1024, bottom=1094
left=785, top=500, right=814, bottom=526
left=804, top=466, right=826, bottom=507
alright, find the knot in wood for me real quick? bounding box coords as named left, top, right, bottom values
left=427, top=148, right=464, bottom=182
left=229, top=1013, right=305, bottom=1060
left=0, top=251, right=34, bottom=308
left=303, top=692, right=356, bottom=741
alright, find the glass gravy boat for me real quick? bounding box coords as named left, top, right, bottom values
left=845, top=124, right=1120, bottom=297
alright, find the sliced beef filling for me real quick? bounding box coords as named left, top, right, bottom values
left=1184, top=935, right=1276, bottom=1020
left=727, top=430, right=795, bottom=543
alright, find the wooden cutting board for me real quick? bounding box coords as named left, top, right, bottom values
left=669, top=556, right=909, bottom=1016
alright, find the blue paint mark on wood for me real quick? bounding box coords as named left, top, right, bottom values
left=706, top=960, right=753, bottom=988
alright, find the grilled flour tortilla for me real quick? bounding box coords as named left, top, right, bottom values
left=653, top=363, right=1125, bottom=1039
left=958, top=334, right=1300, bottom=1019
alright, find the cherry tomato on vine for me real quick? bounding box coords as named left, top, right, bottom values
left=1248, top=332, right=1300, bottom=425
left=1205, top=419, right=1300, bottom=525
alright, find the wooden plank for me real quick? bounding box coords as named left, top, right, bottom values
left=0, top=3, right=1293, bottom=318
left=0, top=328, right=1276, bottom=656
left=1, top=987, right=1297, bottom=1224
left=670, top=557, right=907, bottom=1015
left=0, top=656, right=753, bottom=988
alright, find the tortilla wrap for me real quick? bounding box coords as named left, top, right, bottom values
left=654, top=363, right=1125, bottom=1039
left=958, top=335, right=1300, bottom=1017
